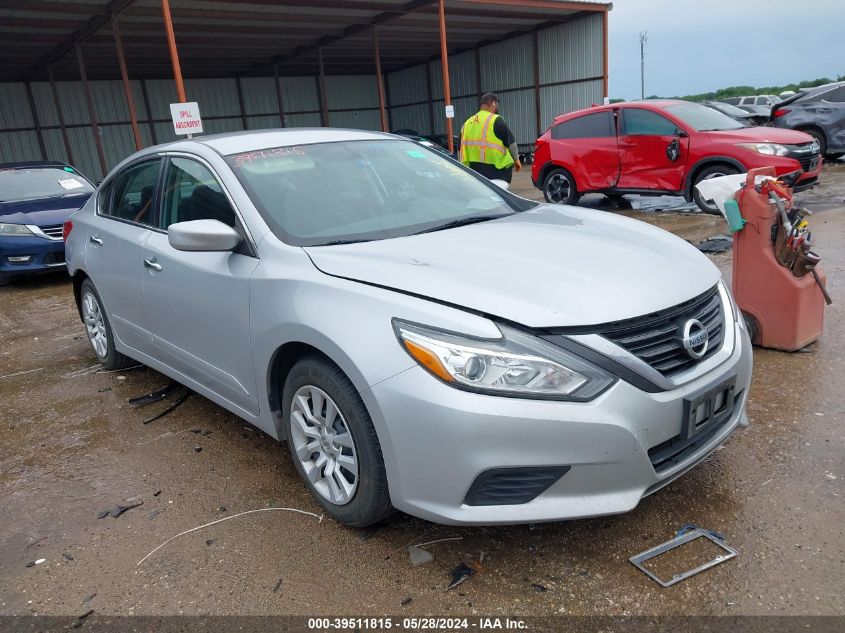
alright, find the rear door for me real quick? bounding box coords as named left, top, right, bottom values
left=617, top=107, right=689, bottom=191
left=549, top=110, right=620, bottom=190
left=84, top=158, right=162, bottom=355
left=141, top=155, right=260, bottom=416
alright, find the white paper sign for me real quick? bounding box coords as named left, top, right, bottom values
left=444, top=105, right=455, bottom=119
left=58, top=178, right=84, bottom=190
left=170, top=102, right=203, bottom=135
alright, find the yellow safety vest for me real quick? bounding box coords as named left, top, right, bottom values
left=460, top=110, right=514, bottom=170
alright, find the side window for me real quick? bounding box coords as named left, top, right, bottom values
left=160, top=157, right=236, bottom=229
left=756, top=97, right=770, bottom=105
left=108, top=160, right=162, bottom=225
left=723, top=97, right=740, bottom=105
left=821, top=86, right=845, bottom=103
left=552, top=112, right=614, bottom=139
left=97, top=179, right=114, bottom=215
left=622, top=109, right=679, bottom=136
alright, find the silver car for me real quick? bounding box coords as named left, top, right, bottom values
left=64, top=129, right=752, bottom=527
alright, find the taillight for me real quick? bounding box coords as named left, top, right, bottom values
left=62, top=219, right=73, bottom=242
left=773, top=108, right=790, bottom=118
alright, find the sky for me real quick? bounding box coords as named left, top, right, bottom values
left=607, top=0, right=844, bottom=100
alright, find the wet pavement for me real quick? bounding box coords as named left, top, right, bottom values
left=0, top=164, right=843, bottom=618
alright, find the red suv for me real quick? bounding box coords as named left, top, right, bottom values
left=532, top=100, right=822, bottom=213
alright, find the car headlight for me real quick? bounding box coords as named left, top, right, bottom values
left=393, top=320, right=615, bottom=400
left=737, top=142, right=790, bottom=156
left=0, top=223, right=35, bottom=237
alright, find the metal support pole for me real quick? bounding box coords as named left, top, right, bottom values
left=273, top=63, right=286, bottom=127
left=437, top=0, right=454, bottom=154
left=532, top=30, right=541, bottom=136
left=235, top=76, right=248, bottom=130
left=474, top=47, right=482, bottom=97
left=317, top=47, right=329, bottom=127
left=639, top=31, right=647, bottom=101
left=372, top=26, right=389, bottom=132
left=140, top=79, right=158, bottom=144
left=424, top=62, right=435, bottom=135
left=112, top=16, right=143, bottom=150
left=75, top=43, right=108, bottom=176
left=602, top=9, right=609, bottom=100
left=161, top=0, right=187, bottom=103
left=25, top=82, right=47, bottom=160
left=48, top=66, right=74, bottom=164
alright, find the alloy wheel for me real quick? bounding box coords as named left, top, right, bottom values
left=289, top=385, right=359, bottom=505
left=546, top=173, right=571, bottom=203
left=82, top=290, right=108, bottom=359
left=699, top=171, right=728, bottom=212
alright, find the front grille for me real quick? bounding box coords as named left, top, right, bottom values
left=796, top=155, right=820, bottom=172
left=40, top=224, right=64, bottom=239
left=601, top=287, right=724, bottom=377
left=648, top=390, right=743, bottom=473
left=790, top=143, right=821, bottom=173
left=464, top=466, right=570, bottom=506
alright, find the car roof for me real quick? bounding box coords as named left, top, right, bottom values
left=552, top=99, right=690, bottom=123
left=0, top=160, right=71, bottom=170
left=146, top=128, right=397, bottom=157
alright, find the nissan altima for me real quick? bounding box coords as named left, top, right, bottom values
left=64, top=129, right=752, bottom=527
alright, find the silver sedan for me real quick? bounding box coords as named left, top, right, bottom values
left=64, top=129, right=752, bottom=526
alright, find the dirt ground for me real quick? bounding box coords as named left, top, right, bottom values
left=0, top=163, right=843, bottom=619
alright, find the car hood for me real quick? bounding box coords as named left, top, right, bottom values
left=706, top=126, right=814, bottom=145
left=0, top=194, right=91, bottom=226
left=304, top=204, right=721, bottom=328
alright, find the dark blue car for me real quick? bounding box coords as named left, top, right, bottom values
left=0, top=161, right=95, bottom=286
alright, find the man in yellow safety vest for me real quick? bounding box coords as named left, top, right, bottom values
left=460, top=92, right=522, bottom=186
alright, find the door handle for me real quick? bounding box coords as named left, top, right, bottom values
left=89, top=235, right=103, bottom=245
left=143, top=258, right=162, bottom=272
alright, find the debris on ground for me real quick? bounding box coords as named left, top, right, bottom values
left=400, top=597, right=413, bottom=606
left=408, top=545, right=434, bottom=567
left=194, top=446, right=202, bottom=453
left=71, top=610, right=94, bottom=629
left=205, top=539, right=215, bottom=546
left=694, top=235, right=733, bottom=253
left=62, top=553, right=74, bottom=561
left=272, top=579, right=283, bottom=594
left=629, top=526, right=738, bottom=587
left=96, top=500, right=143, bottom=519
left=142, top=389, right=190, bottom=425
left=530, top=583, right=547, bottom=592
left=153, top=490, right=161, bottom=497
left=136, top=507, right=323, bottom=566
left=147, top=511, right=160, bottom=520
left=447, top=562, right=476, bottom=590
left=97, top=387, right=111, bottom=393
left=82, top=593, right=97, bottom=604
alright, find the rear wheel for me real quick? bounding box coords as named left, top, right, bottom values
left=542, top=167, right=580, bottom=205
left=693, top=164, right=740, bottom=214
left=79, top=279, right=135, bottom=370
left=282, top=355, right=392, bottom=527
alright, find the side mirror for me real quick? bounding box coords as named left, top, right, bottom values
left=677, top=130, right=689, bottom=138
left=168, top=219, right=241, bottom=252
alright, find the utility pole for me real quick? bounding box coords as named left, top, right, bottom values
left=639, top=31, right=647, bottom=100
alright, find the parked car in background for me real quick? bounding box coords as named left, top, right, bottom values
left=722, top=95, right=781, bottom=108
left=392, top=129, right=458, bottom=157
left=0, top=161, right=94, bottom=286
left=532, top=100, right=821, bottom=213
left=736, top=104, right=772, bottom=119
left=771, top=81, right=845, bottom=159
left=65, top=129, right=752, bottom=527
left=703, top=101, right=766, bottom=126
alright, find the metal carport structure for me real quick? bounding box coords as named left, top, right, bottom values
left=0, top=0, right=611, bottom=180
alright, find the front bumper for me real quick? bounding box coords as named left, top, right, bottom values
left=365, top=319, right=752, bottom=525
left=0, top=235, right=66, bottom=280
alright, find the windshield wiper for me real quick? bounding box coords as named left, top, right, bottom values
left=411, top=214, right=508, bottom=235
left=315, top=238, right=371, bottom=246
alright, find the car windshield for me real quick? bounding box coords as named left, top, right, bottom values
left=227, top=139, right=530, bottom=246
left=708, top=102, right=748, bottom=118
left=665, top=102, right=745, bottom=131
left=0, top=166, right=93, bottom=203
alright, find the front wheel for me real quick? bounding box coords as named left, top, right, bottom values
left=542, top=167, right=580, bottom=205
left=692, top=165, right=740, bottom=214
left=282, top=355, right=392, bottom=527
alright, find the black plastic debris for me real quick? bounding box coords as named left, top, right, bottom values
left=194, top=446, right=202, bottom=453
left=63, top=553, right=74, bottom=561
left=531, top=583, right=547, bottom=592
left=142, top=389, right=190, bottom=425
left=272, top=579, right=283, bottom=594
left=695, top=235, right=734, bottom=253
left=447, top=562, right=475, bottom=590
left=400, top=597, right=413, bottom=606
left=97, top=500, right=142, bottom=519
left=25, top=561, right=35, bottom=568
left=205, top=539, right=215, bottom=546
left=129, top=382, right=182, bottom=407
left=153, top=490, right=161, bottom=497
left=97, top=387, right=111, bottom=393
left=82, top=593, right=97, bottom=604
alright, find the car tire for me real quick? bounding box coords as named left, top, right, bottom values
left=542, top=168, right=580, bottom=205
left=693, top=165, right=740, bottom=214
left=742, top=311, right=759, bottom=345
left=282, top=355, right=392, bottom=527
left=79, top=279, right=135, bottom=370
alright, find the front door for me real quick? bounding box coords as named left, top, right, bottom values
left=141, top=155, right=260, bottom=417
left=84, top=158, right=162, bottom=355
left=617, top=107, right=689, bottom=191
